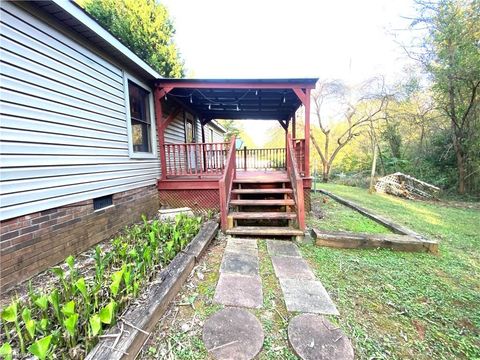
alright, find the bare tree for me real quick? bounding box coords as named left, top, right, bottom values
left=310, top=78, right=388, bottom=182
left=405, top=0, right=480, bottom=194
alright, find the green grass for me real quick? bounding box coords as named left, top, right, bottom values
left=303, top=183, right=480, bottom=359
left=309, top=192, right=392, bottom=233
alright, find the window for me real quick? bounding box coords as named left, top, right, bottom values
left=185, top=116, right=195, bottom=143
left=128, top=81, right=152, bottom=153
left=124, top=73, right=157, bottom=159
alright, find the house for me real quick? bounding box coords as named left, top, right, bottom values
left=0, top=0, right=226, bottom=291
left=0, top=0, right=317, bottom=292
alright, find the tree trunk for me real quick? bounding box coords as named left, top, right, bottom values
left=322, top=161, right=330, bottom=182
left=451, top=123, right=466, bottom=194
left=369, top=143, right=378, bottom=193
left=453, top=136, right=466, bottom=194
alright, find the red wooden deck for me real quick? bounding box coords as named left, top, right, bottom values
left=153, top=78, right=318, bottom=235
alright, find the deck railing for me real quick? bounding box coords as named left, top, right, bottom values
left=286, top=134, right=306, bottom=231
left=219, top=136, right=236, bottom=232
left=292, top=138, right=306, bottom=176
left=236, top=147, right=286, bottom=170
left=163, top=142, right=229, bottom=177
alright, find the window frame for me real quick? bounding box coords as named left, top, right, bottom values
left=184, top=113, right=196, bottom=143
left=123, top=71, right=158, bottom=159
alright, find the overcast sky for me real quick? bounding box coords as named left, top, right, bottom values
left=161, top=0, right=417, bottom=145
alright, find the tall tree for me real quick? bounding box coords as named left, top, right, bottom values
left=411, top=0, right=480, bottom=194
left=310, top=79, right=388, bottom=182
left=81, top=0, right=184, bottom=78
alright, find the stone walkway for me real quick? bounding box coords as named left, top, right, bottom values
left=267, top=240, right=339, bottom=315
left=204, top=237, right=353, bottom=360
left=214, top=238, right=263, bottom=308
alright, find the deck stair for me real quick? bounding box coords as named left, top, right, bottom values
left=225, top=172, right=303, bottom=238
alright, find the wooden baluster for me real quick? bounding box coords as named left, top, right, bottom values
left=166, top=145, right=170, bottom=176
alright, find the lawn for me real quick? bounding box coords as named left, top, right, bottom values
left=308, top=191, right=392, bottom=234
left=303, top=184, right=480, bottom=359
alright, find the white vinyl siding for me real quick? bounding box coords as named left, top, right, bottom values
left=163, top=111, right=203, bottom=171
left=0, top=2, right=160, bottom=221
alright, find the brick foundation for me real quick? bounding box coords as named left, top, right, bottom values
left=0, top=185, right=159, bottom=292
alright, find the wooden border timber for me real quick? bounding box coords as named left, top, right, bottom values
left=315, top=189, right=439, bottom=254
left=86, top=221, right=219, bottom=360
left=312, top=229, right=438, bottom=254
left=319, top=189, right=426, bottom=239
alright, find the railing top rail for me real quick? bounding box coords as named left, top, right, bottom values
left=287, top=134, right=301, bottom=179
left=164, top=141, right=229, bottom=146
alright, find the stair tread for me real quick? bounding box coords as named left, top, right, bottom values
left=233, top=178, right=289, bottom=184
left=232, top=188, right=293, bottom=194
left=229, top=212, right=297, bottom=219
left=230, top=199, right=295, bottom=206
left=226, top=226, right=304, bottom=236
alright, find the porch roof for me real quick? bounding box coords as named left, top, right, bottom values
left=155, top=78, right=318, bottom=121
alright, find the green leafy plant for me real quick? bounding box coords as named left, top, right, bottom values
left=1, top=301, right=24, bottom=353
left=0, top=343, right=13, bottom=360
left=28, top=335, right=52, bottom=360
left=89, top=314, right=102, bottom=337
left=1, top=213, right=202, bottom=357
left=21, top=308, right=36, bottom=340
left=99, top=301, right=116, bottom=325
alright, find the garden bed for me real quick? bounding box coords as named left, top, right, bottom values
left=0, top=213, right=216, bottom=360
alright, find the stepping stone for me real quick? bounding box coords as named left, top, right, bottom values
left=225, top=239, right=258, bottom=256
left=279, top=278, right=339, bottom=315
left=227, top=238, right=258, bottom=249
left=288, top=314, right=354, bottom=360
left=214, top=273, right=263, bottom=308
left=220, top=252, right=259, bottom=276
left=271, top=256, right=315, bottom=280
left=267, top=240, right=301, bottom=257
left=203, top=308, right=264, bottom=360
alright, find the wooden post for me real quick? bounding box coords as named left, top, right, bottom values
left=304, top=88, right=311, bottom=178
left=153, top=88, right=167, bottom=180
left=201, top=120, right=207, bottom=172
left=243, top=146, right=247, bottom=171
left=292, top=115, right=296, bottom=139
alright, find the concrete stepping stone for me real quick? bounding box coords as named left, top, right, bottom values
left=214, top=273, right=263, bottom=308
left=220, top=252, right=259, bottom=276
left=288, top=314, right=354, bottom=360
left=203, top=308, right=264, bottom=360
left=225, top=238, right=258, bottom=256
left=227, top=238, right=258, bottom=249
left=267, top=240, right=301, bottom=257
left=279, top=278, right=339, bottom=315
left=271, top=256, right=315, bottom=280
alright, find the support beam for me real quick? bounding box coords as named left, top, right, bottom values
left=156, top=80, right=317, bottom=90
left=161, top=107, right=182, bottom=130
left=292, top=115, right=296, bottom=139
left=293, top=88, right=306, bottom=104
left=153, top=88, right=167, bottom=180
left=278, top=120, right=288, bottom=130
left=157, top=86, right=174, bottom=99
left=304, top=88, right=311, bottom=177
